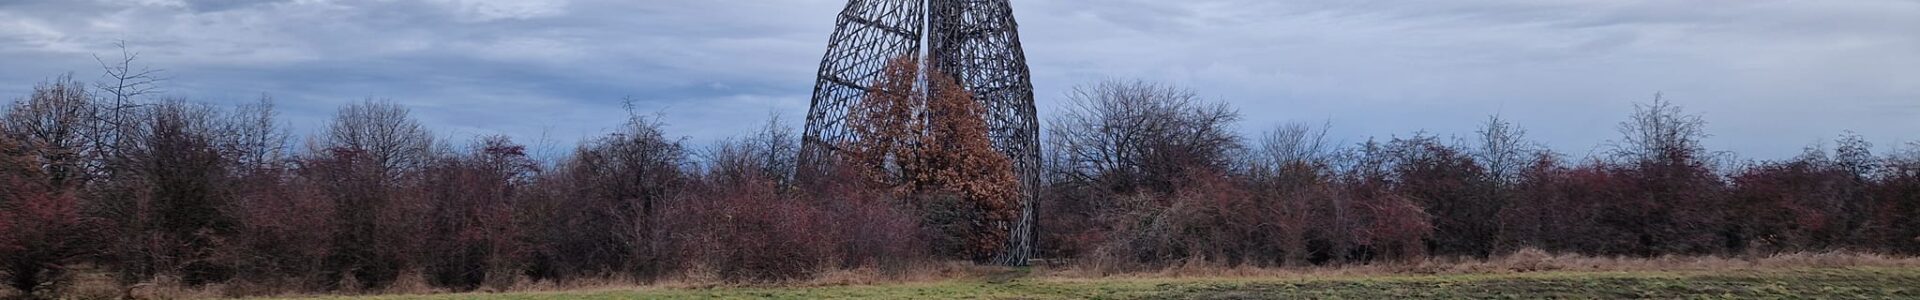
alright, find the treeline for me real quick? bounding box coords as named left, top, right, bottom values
left=0, top=73, right=946, bottom=297
left=1038, top=81, right=1920, bottom=271
left=0, top=69, right=1916, bottom=298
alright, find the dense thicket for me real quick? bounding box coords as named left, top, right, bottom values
left=1, top=66, right=1917, bottom=297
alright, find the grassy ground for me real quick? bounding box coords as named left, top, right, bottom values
left=268, top=267, right=1920, bottom=299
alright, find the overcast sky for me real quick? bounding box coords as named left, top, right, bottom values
left=1, top=0, right=1915, bottom=159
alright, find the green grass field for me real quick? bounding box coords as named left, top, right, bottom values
left=272, top=267, right=1920, bottom=299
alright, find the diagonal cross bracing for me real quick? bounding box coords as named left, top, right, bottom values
left=799, top=0, right=1041, bottom=266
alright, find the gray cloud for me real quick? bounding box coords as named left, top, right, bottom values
left=0, top=0, right=1914, bottom=159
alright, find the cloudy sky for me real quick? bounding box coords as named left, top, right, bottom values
left=1, top=0, right=1915, bottom=159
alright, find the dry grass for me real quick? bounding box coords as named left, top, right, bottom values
left=1042, top=248, right=1920, bottom=281
left=24, top=250, right=1920, bottom=299
left=86, top=261, right=1003, bottom=299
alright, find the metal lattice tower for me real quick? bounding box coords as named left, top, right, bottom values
left=799, top=0, right=1041, bottom=266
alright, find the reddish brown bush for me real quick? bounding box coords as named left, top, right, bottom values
left=673, top=175, right=827, bottom=282
left=1386, top=135, right=1500, bottom=257
left=419, top=136, right=535, bottom=290
left=1727, top=151, right=1856, bottom=253
left=1502, top=154, right=1716, bottom=257
left=1498, top=154, right=1583, bottom=252
left=0, top=128, right=98, bottom=295
left=521, top=112, right=683, bottom=280
left=225, top=173, right=335, bottom=291
left=819, top=181, right=925, bottom=272
left=1349, top=192, right=1432, bottom=262
left=1340, top=140, right=1433, bottom=262
left=0, top=93, right=101, bottom=296
left=1244, top=162, right=1328, bottom=266
left=1863, top=146, right=1920, bottom=253
left=1496, top=99, right=1731, bottom=257
left=673, top=136, right=921, bottom=282
left=1099, top=170, right=1274, bottom=268
left=1036, top=177, right=1102, bottom=260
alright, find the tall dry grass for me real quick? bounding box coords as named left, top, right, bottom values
left=30, top=250, right=1920, bottom=299
left=1044, top=248, right=1920, bottom=280
left=49, top=261, right=1004, bottom=299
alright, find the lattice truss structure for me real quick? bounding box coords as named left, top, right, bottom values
left=798, top=0, right=1041, bottom=265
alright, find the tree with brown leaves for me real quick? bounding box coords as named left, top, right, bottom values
left=844, top=57, right=924, bottom=191
left=841, top=57, right=1019, bottom=262
left=909, top=70, right=1020, bottom=262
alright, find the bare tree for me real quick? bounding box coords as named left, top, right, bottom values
left=92, top=41, right=168, bottom=167
left=4, top=75, right=98, bottom=188
left=1048, top=80, right=1241, bottom=196
left=747, top=113, right=798, bottom=189
left=1833, top=131, right=1876, bottom=179
left=1893, top=142, right=1920, bottom=179
left=220, top=96, right=290, bottom=174
left=698, top=113, right=799, bottom=190
left=95, top=41, right=167, bottom=111
left=1610, top=94, right=1707, bottom=163
left=1474, top=115, right=1534, bottom=184
left=1259, top=121, right=1334, bottom=168
left=322, top=99, right=433, bottom=179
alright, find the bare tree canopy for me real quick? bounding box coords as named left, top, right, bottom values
left=1612, top=94, right=1708, bottom=163
left=1259, top=121, right=1334, bottom=168
left=322, top=99, right=433, bottom=178
left=4, top=75, right=98, bottom=188
left=1048, top=80, right=1241, bottom=195
left=94, top=41, right=167, bottom=131
left=1475, top=115, right=1535, bottom=183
